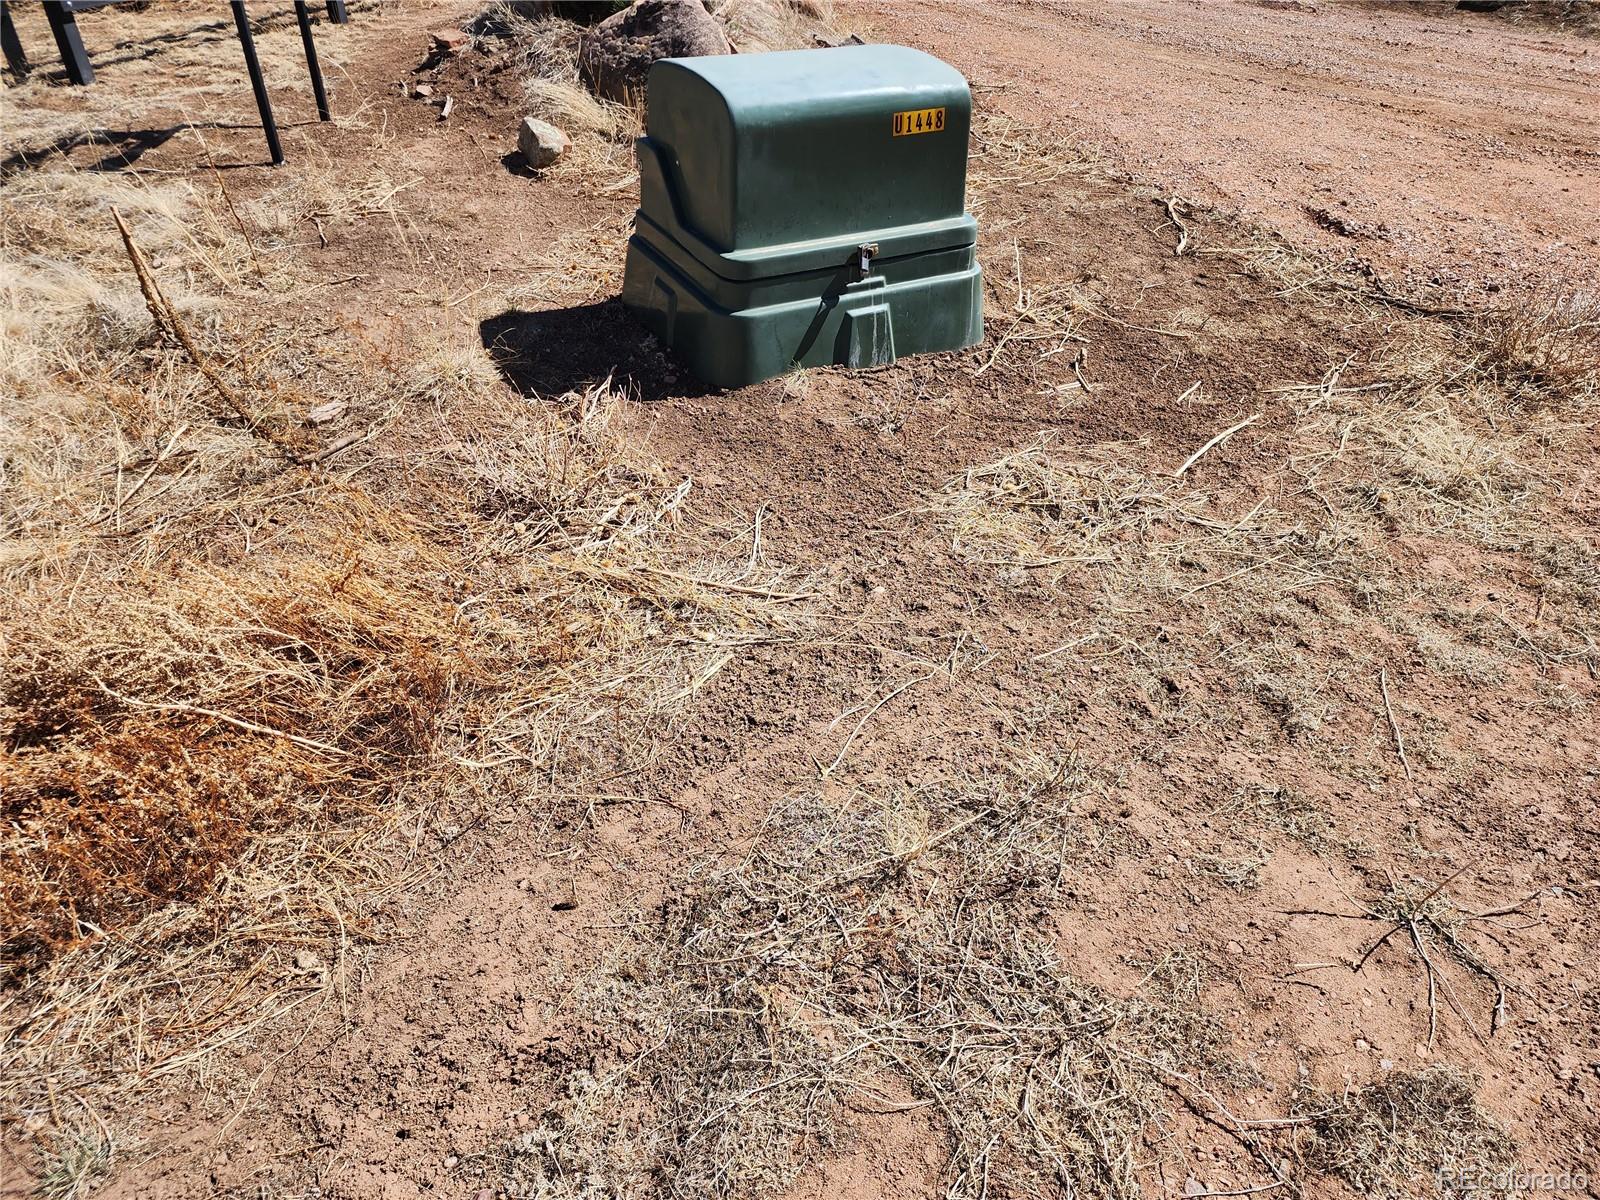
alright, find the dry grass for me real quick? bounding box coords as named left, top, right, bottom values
left=486, top=760, right=1246, bottom=1200
left=921, top=431, right=1377, bottom=741
left=1, top=495, right=483, bottom=978
left=711, top=0, right=843, bottom=52
left=1289, top=1065, right=1517, bottom=1200
left=922, top=276, right=1600, bottom=731
left=1, top=375, right=810, bottom=1119
left=0, top=169, right=246, bottom=395
left=1474, top=286, right=1600, bottom=401
left=1, top=35, right=810, bottom=1171
left=0, top=2, right=355, bottom=165
left=34, top=1121, right=115, bottom=1200
left=1213, top=784, right=1339, bottom=856
left=503, top=213, right=633, bottom=309
left=475, top=3, right=639, bottom=142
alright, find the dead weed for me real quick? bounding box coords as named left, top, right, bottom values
left=1290, top=1065, right=1517, bottom=1200
left=491, top=761, right=1242, bottom=1200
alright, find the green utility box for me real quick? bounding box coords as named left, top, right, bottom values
left=621, top=44, right=982, bottom=389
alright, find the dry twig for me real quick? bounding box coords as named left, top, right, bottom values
left=1163, top=196, right=1191, bottom=256
left=1174, top=413, right=1262, bottom=478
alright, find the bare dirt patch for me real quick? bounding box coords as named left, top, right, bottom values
left=881, top=0, right=1600, bottom=303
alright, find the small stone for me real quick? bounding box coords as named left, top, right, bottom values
left=517, top=116, right=570, bottom=170
left=1355, top=1037, right=1370, bottom=1052
left=432, top=28, right=468, bottom=55
left=1175, top=921, right=1191, bottom=934
left=443, top=1154, right=459, bottom=1169
left=293, top=949, right=322, bottom=973
left=1224, top=940, right=1244, bottom=956
left=414, top=82, right=434, bottom=98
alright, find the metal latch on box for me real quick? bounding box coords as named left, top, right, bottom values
left=857, top=241, right=880, bottom=276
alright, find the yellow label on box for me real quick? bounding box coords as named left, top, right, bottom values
left=892, top=107, right=946, bottom=137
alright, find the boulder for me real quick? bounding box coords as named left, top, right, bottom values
left=518, top=116, right=571, bottom=168
left=578, top=0, right=729, bottom=105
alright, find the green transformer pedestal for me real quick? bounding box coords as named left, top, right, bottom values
left=621, top=44, right=982, bottom=389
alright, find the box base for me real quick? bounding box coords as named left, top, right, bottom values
left=621, top=235, right=982, bottom=390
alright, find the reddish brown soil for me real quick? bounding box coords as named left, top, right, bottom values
left=875, top=0, right=1600, bottom=301
left=3, top=3, right=1598, bottom=1198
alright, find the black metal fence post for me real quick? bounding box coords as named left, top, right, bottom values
left=230, top=0, right=282, bottom=166
left=43, top=1, right=92, bottom=84
left=325, top=0, right=347, bottom=24
left=2, top=3, right=31, bottom=76
left=293, top=0, right=330, bottom=122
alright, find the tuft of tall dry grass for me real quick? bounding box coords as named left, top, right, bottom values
left=711, top=0, right=843, bottom=52
left=0, top=170, right=245, bottom=397
left=1474, top=286, right=1600, bottom=402
left=475, top=2, right=640, bottom=142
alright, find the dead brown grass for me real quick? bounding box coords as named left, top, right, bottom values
left=1474, top=286, right=1600, bottom=401
left=1, top=496, right=485, bottom=980
left=1290, top=1065, right=1518, bottom=1200
left=0, top=2, right=356, bottom=165
left=1, top=58, right=810, bottom=1173
left=924, top=275, right=1599, bottom=743
left=487, top=761, right=1250, bottom=1200
left=711, top=0, right=843, bottom=52
left=474, top=1, right=642, bottom=170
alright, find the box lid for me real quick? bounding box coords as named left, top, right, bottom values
left=639, top=44, right=975, bottom=279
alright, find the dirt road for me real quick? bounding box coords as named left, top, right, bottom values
left=867, top=0, right=1600, bottom=298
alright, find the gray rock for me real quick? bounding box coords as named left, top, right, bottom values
left=518, top=116, right=571, bottom=169
left=578, top=0, right=729, bottom=106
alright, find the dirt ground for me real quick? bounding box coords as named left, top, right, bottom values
left=2, top=2, right=1598, bottom=1198
left=879, top=0, right=1600, bottom=301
